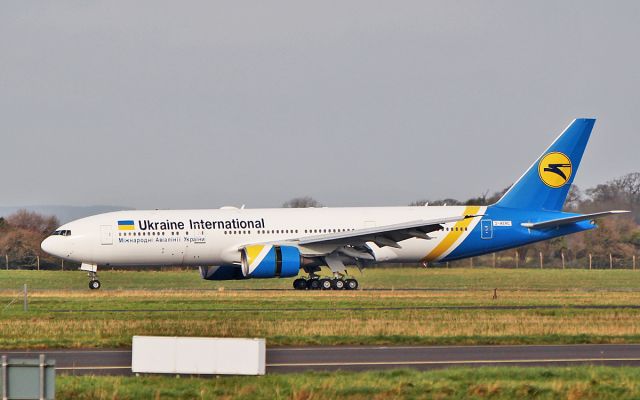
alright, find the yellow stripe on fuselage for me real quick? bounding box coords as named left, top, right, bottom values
left=421, top=206, right=480, bottom=262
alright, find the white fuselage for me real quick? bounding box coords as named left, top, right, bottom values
left=41, top=206, right=486, bottom=267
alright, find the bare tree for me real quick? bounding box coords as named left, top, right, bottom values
left=282, top=196, right=322, bottom=208
left=563, top=184, right=583, bottom=211
left=409, top=198, right=462, bottom=206
left=613, top=172, right=640, bottom=205
left=584, top=172, right=640, bottom=222
left=409, top=199, right=430, bottom=206
left=6, top=209, right=59, bottom=234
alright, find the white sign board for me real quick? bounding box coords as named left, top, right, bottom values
left=131, top=336, right=266, bottom=375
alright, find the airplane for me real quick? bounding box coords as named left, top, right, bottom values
left=41, top=118, right=629, bottom=290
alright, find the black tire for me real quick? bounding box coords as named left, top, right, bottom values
left=345, top=279, right=358, bottom=290
left=89, top=280, right=101, bottom=290
left=308, top=279, right=322, bottom=290
left=293, top=278, right=307, bottom=290
left=332, top=279, right=345, bottom=290
left=320, top=279, right=332, bottom=290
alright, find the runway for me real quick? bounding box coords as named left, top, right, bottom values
left=3, top=344, right=640, bottom=375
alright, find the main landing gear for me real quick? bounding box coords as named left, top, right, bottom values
left=292, top=277, right=359, bottom=291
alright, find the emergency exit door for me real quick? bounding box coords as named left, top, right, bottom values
left=480, top=220, right=493, bottom=239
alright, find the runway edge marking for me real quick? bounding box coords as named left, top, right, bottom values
left=266, top=358, right=640, bottom=367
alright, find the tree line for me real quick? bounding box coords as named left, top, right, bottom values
left=0, top=210, right=60, bottom=267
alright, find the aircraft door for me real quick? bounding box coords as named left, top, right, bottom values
left=100, top=225, right=114, bottom=245
left=480, top=220, right=493, bottom=240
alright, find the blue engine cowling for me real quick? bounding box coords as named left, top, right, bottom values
left=199, top=265, right=246, bottom=280
left=241, top=245, right=301, bottom=278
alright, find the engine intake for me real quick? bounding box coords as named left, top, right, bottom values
left=241, top=245, right=301, bottom=278
left=199, top=265, right=246, bottom=280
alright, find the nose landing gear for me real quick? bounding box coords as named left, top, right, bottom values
left=89, top=277, right=101, bottom=290
left=81, top=263, right=101, bottom=290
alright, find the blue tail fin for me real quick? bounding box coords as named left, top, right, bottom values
left=495, top=118, right=595, bottom=211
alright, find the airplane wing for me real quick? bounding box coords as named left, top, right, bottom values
left=521, top=210, right=630, bottom=230
left=296, top=214, right=480, bottom=250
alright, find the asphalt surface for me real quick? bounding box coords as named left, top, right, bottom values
left=3, top=344, right=640, bottom=375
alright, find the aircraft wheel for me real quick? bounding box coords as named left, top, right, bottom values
left=89, top=280, right=101, bottom=290
left=293, top=278, right=308, bottom=290
left=332, top=279, right=345, bottom=290
left=345, top=279, right=358, bottom=290
left=308, top=279, right=322, bottom=290
left=320, top=279, right=332, bottom=290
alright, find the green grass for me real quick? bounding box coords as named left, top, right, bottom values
left=4, top=269, right=640, bottom=399
left=3, top=269, right=640, bottom=349
left=2, top=267, right=640, bottom=291
left=56, top=367, right=640, bottom=399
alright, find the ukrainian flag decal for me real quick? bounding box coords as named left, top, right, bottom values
left=118, top=220, right=135, bottom=231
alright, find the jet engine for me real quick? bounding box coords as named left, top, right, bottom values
left=241, top=244, right=301, bottom=278
left=199, top=265, right=246, bottom=280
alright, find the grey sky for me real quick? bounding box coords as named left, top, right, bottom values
left=1, top=1, right=638, bottom=209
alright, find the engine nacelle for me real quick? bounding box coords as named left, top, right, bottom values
left=199, top=265, right=246, bottom=280
left=241, top=245, right=301, bottom=278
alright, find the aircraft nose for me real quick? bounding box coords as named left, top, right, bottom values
left=41, top=236, right=70, bottom=258
left=41, top=236, right=53, bottom=254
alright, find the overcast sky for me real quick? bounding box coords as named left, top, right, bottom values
left=1, top=1, right=638, bottom=209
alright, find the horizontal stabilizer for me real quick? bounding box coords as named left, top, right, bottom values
left=521, top=210, right=630, bottom=229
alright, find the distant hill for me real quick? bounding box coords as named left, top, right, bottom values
left=0, top=205, right=133, bottom=224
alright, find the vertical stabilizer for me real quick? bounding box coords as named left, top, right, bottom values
left=495, top=118, right=595, bottom=211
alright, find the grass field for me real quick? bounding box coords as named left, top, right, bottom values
left=2, top=267, right=640, bottom=290
left=56, top=367, right=640, bottom=400
left=2, top=268, right=640, bottom=349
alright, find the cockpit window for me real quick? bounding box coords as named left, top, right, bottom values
left=52, top=230, right=72, bottom=236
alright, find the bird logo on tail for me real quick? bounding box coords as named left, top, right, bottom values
left=538, top=152, right=572, bottom=188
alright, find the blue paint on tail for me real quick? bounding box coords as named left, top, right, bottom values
left=495, top=118, right=595, bottom=211
left=442, top=118, right=601, bottom=262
